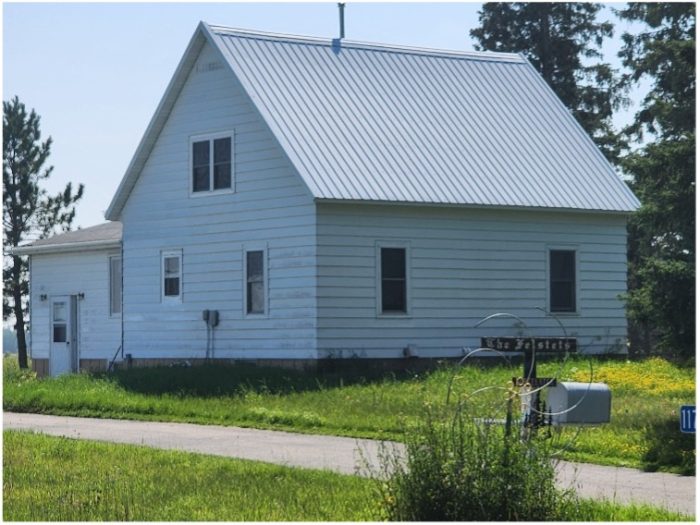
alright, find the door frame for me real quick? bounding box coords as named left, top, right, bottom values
left=49, top=294, right=79, bottom=376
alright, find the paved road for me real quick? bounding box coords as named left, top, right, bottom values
left=4, top=412, right=696, bottom=516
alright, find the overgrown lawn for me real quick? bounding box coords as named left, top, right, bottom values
left=3, top=355, right=695, bottom=473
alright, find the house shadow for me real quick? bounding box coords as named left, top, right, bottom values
left=642, top=415, right=695, bottom=475
left=100, top=359, right=429, bottom=398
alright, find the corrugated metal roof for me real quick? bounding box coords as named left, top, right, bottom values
left=206, top=24, right=639, bottom=212
left=105, top=23, right=639, bottom=219
left=11, top=222, right=122, bottom=255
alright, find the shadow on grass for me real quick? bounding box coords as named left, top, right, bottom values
left=97, top=360, right=425, bottom=398
left=642, top=415, right=695, bottom=475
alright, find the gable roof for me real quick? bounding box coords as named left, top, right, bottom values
left=11, top=222, right=122, bottom=256
left=106, top=22, right=639, bottom=220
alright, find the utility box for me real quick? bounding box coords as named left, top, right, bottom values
left=547, top=382, right=611, bottom=425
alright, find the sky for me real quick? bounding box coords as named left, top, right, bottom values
left=4, top=2, right=649, bottom=230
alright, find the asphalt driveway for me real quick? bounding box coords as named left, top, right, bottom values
left=4, top=412, right=695, bottom=516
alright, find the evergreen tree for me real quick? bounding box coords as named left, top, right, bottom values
left=618, top=3, right=695, bottom=357
left=3, top=96, right=84, bottom=369
left=470, top=3, right=626, bottom=162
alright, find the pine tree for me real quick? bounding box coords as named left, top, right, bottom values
left=618, top=3, right=695, bottom=357
left=470, top=3, right=627, bottom=162
left=3, top=96, right=84, bottom=369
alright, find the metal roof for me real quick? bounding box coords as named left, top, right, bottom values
left=106, top=23, right=639, bottom=218
left=11, top=222, right=122, bottom=255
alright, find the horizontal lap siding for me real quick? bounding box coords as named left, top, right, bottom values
left=121, top=43, right=316, bottom=360
left=29, top=250, right=121, bottom=360
left=317, top=203, right=628, bottom=357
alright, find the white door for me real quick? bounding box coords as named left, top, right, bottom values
left=50, top=296, right=76, bottom=376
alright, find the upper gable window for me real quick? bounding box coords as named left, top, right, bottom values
left=190, top=132, right=233, bottom=194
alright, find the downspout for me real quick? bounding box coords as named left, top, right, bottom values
left=120, top=241, right=124, bottom=361
left=28, top=255, right=32, bottom=363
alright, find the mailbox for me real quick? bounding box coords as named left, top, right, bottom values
left=547, top=381, right=611, bottom=425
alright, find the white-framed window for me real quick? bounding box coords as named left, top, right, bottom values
left=162, top=250, right=183, bottom=302
left=376, top=241, right=411, bottom=316
left=547, top=247, right=579, bottom=314
left=190, top=131, right=234, bottom=194
left=243, top=245, right=267, bottom=316
left=109, top=255, right=122, bottom=316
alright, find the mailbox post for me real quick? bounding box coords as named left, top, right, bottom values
left=479, top=336, right=611, bottom=429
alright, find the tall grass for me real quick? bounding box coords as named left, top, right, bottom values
left=3, top=355, right=695, bottom=473
left=375, top=404, right=569, bottom=520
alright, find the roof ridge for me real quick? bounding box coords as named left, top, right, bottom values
left=206, top=23, right=525, bottom=63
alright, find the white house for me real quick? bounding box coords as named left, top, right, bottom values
left=13, top=22, right=639, bottom=376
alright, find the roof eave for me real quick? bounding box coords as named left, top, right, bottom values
left=314, top=197, right=638, bottom=215
left=9, top=239, right=122, bottom=256
left=105, top=22, right=209, bottom=221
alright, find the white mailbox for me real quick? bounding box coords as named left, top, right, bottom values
left=547, top=381, right=611, bottom=425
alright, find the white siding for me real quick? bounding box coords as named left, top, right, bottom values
left=29, top=249, right=121, bottom=360
left=120, top=42, right=317, bottom=360
left=317, top=203, right=628, bottom=357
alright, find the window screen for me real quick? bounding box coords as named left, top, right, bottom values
left=550, top=250, right=576, bottom=312
left=246, top=250, right=264, bottom=314
left=381, top=247, right=407, bottom=313
left=110, top=257, right=122, bottom=315
left=192, top=136, right=232, bottom=192
left=192, top=140, right=210, bottom=192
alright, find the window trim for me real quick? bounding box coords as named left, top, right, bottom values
left=376, top=241, right=411, bottom=318
left=188, top=130, right=235, bottom=197
left=243, top=244, right=268, bottom=318
left=546, top=245, right=580, bottom=315
left=108, top=254, right=122, bottom=317
left=161, top=249, right=183, bottom=303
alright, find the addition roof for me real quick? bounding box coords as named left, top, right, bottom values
left=10, top=222, right=122, bottom=255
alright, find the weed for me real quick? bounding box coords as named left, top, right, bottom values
left=373, top=392, right=571, bottom=521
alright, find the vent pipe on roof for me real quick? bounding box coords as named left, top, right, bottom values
left=338, top=3, right=345, bottom=39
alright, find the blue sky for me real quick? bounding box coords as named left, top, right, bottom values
left=4, top=2, right=647, bottom=229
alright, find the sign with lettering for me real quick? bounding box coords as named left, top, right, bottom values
left=512, top=377, right=557, bottom=388
left=681, top=405, right=695, bottom=433
left=481, top=337, right=577, bottom=353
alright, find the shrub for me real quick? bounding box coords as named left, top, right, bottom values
left=376, top=399, right=573, bottom=521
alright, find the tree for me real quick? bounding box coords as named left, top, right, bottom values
left=3, top=96, right=84, bottom=368
left=470, top=3, right=627, bottom=162
left=618, top=3, right=695, bottom=357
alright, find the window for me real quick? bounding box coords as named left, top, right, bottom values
left=549, top=249, right=576, bottom=313
left=380, top=246, right=408, bottom=314
left=191, top=133, right=233, bottom=193
left=109, top=256, right=122, bottom=315
left=245, top=250, right=265, bottom=315
left=52, top=302, right=67, bottom=342
left=162, top=251, right=182, bottom=301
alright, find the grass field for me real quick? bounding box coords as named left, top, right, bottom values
left=3, top=431, right=691, bottom=521
left=3, top=355, right=695, bottom=474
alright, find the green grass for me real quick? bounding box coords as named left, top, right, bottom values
left=3, top=355, right=695, bottom=473
left=3, top=431, right=691, bottom=521
left=3, top=430, right=378, bottom=521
